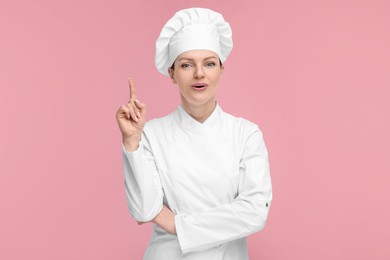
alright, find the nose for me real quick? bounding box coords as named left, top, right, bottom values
left=194, top=64, right=205, bottom=79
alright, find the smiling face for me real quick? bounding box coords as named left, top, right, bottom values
left=168, top=49, right=224, bottom=111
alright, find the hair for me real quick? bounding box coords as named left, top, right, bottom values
left=169, top=59, right=223, bottom=71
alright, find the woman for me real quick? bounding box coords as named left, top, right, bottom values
left=116, top=7, right=272, bottom=259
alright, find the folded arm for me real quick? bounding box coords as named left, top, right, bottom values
left=123, top=133, right=164, bottom=222
left=174, top=129, right=273, bottom=253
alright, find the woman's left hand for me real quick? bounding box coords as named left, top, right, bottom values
left=137, top=205, right=176, bottom=234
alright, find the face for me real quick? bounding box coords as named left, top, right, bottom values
left=168, top=49, right=224, bottom=109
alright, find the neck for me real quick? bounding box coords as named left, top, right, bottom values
left=181, top=99, right=217, bottom=123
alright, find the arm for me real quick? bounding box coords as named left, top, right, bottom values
left=148, top=204, right=177, bottom=234
left=174, top=128, right=272, bottom=253
left=123, top=133, right=164, bottom=222
left=117, top=79, right=164, bottom=222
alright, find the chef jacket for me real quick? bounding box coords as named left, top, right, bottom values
left=122, top=103, right=272, bottom=260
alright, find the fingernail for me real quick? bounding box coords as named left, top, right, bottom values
left=137, top=111, right=141, bottom=117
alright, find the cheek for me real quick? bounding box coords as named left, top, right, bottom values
left=176, top=72, right=192, bottom=84
left=176, top=80, right=188, bottom=93
left=212, top=73, right=222, bottom=84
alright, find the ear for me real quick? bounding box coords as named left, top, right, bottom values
left=168, top=68, right=177, bottom=84
left=219, top=64, right=224, bottom=79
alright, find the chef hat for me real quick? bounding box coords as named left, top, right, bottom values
left=155, top=7, right=233, bottom=76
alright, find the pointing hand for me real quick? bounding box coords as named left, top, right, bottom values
left=116, top=78, right=146, bottom=151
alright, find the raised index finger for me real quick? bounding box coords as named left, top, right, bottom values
left=128, top=78, right=137, bottom=100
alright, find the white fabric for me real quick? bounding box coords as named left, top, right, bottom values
left=155, top=8, right=233, bottom=76
left=122, top=103, right=272, bottom=259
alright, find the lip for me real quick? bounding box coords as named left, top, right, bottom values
left=191, top=83, right=208, bottom=91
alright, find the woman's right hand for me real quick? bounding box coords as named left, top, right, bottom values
left=116, top=78, right=146, bottom=151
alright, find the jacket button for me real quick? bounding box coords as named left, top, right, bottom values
left=266, top=203, right=268, bottom=207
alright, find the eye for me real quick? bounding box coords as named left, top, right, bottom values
left=180, top=63, right=192, bottom=68
left=205, top=61, right=216, bottom=67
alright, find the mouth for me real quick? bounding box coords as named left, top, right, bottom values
left=191, top=83, right=208, bottom=91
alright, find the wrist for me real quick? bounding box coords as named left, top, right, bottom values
left=122, top=135, right=141, bottom=151
left=152, top=205, right=176, bottom=234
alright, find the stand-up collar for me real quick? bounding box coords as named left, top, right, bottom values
left=176, top=102, right=222, bottom=132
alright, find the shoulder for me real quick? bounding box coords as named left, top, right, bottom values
left=221, top=109, right=263, bottom=138
left=143, top=109, right=177, bottom=134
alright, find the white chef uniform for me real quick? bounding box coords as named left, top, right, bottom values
left=122, top=103, right=272, bottom=259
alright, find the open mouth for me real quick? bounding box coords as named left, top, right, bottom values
left=191, top=83, right=208, bottom=90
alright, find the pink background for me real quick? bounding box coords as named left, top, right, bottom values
left=1, top=0, right=389, bottom=259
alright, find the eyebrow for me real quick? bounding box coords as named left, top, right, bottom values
left=177, top=56, right=218, bottom=62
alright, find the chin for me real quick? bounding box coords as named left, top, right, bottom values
left=191, top=98, right=215, bottom=107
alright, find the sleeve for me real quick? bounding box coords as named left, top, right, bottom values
left=122, top=132, right=164, bottom=222
left=174, top=128, right=273, bottom=253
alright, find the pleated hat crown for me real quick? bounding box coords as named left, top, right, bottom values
left=155, top=7, right=233, bottom=76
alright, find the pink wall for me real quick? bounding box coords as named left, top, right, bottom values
left=1, top=0, right=389, bottom=259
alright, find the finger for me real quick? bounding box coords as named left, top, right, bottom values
left=127, top=102, right=139, bottom=122
left=128, top=78, right=137, bottom=100
left=135, top=106, right=141, bottom=118
left=137, top=221, right=150, bottom=225
left=131, top=100, right=141, bottom=118
left=119, top=105, right=130, bottom=119
left=134, top=99, right=146, bottom=117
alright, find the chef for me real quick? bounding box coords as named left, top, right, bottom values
left=116, top=7, right=273, bottom=260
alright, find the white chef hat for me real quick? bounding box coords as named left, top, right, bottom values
left=155, top=7, right=233, bottom=76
